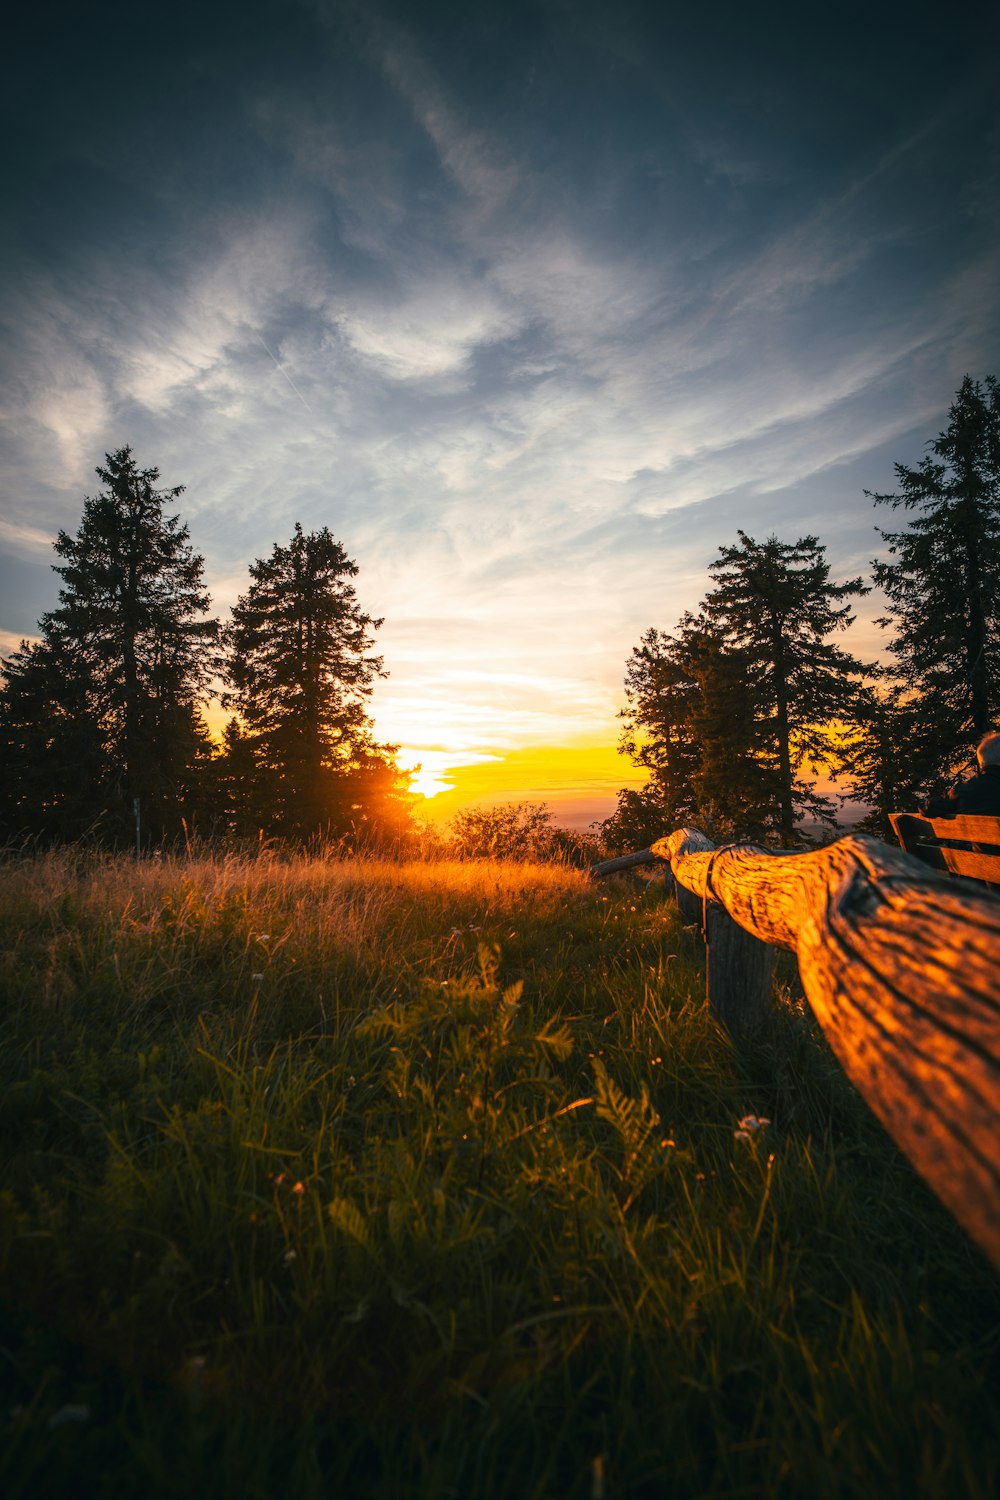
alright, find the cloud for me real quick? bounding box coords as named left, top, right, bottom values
left=0, top=517, right=61, bottom=559
left=371, top=16, right=520, bottom=211
left=336, top=279, right=522, bottom=381
left=0, top=627, right=42, bottom=658
left=1, top=0, right=996, bottom=819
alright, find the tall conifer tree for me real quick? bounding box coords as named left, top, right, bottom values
left=871, top=374, right=1000, bottom=771
left=609, top=534, right=870, bottom=849
left=702, top=532, right=869, bottom=843
left=221, top=524, right=401, bottom=840
left=0, top=447, right=218, bottom=842
left=616, top=625, right=701, bottom=831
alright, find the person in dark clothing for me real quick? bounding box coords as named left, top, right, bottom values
left=924, top=731, right=1000, bottom=816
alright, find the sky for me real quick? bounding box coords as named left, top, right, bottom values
left=2, top=0, right=999, bottom=828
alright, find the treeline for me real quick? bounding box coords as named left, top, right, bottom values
left=3, top=375, right=997, bottom=855
left=601, top=374, right=1000, bottom=850
left=0, top=449, right=410, bottom=848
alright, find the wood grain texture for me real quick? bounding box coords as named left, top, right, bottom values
left=891, top=811, right=1000, bottom=885
left=651, top=828, right=1000, bottom=1271
left=589, top=848, right=661, bottom=877
left=892, top=812, right=1000, bottom=846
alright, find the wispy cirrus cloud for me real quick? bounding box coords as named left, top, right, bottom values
left=2, top=0, right=997, bottom=822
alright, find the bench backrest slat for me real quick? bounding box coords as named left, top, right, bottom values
left=890, top=812, right=1000, bottom=887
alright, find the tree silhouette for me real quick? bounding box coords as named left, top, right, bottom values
left=221, top=524, right=399, bottom=839
left=0, top=447, right=218, bottom=842
left=610, top=534, right=869, bottom=847
left=871, top=374, right=1000, bottom=774
left=0, top=633, right=107, bottom=840
left=616, top=626, right=701, bottom=831
left=702, top=533, right=869, bottom=843
left=612, top=618, right=777, bottom=843
left=841, top=685, right=929, bottom=838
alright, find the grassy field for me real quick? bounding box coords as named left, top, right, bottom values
left=1, top=848, right=997, bottom=1498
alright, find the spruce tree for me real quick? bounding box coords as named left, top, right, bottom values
left=222, top=524, right=401, bottom=840
left=841, top=685, right=927, bottom=838
left=871, top=374, right=1000, bottom=773
left=681, top=623, right=781, bottom=840
left=607, top=615, right=778, bottom=846
left=0, top=632, right=107, bottom=840
left=701, top=532, right=869, bottom=844
left=616, top=625, right=701, bottom=832
left=0, top=447, right=218, bottom=842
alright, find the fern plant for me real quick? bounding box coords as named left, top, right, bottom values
left=591, top=1057, right=671, bottom=1212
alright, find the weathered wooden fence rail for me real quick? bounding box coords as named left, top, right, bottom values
left=591, top=829, right=1000, bottom=1272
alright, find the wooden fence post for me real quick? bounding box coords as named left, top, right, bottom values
left=594, top=823, right=1000, bottom=1267
left=704, top=904, right=773, bottom=1033
left=675, top=882, right=702, bottom=925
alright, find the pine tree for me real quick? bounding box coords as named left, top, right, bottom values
left=841, top=685, right=929, bottom=838
left=0, top=447, right=218, bottom=843
left=681, top=623, right=782, bottom=840
left=606, top=615, right=778, bottom=847
left=615, top=625, right=702, bottom=831
left=702, top=532, right=869, bottom=843
left=222, top=523, right=401, bottom=840
left=871, top=374, right=1000, bottom=772
left=0, top=632, right=107, bottom=840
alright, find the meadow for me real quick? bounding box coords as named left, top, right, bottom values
left=0, top=848, right=997, bottom=1498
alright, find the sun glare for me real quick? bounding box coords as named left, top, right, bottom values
left=407, top=767, right=451, bottom=799
left=396, top=747, right=496, bottom=801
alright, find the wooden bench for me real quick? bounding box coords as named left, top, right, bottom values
left=889, top=812, right=1000, bottom=889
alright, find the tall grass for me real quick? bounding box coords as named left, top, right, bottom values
left=1, top=848, right=997, bottom=1497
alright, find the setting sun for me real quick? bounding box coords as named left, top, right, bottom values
left=396, top=747, right=502, bottom=804
left=392, top=741, right=644, bottom=829
left=406, top=767, right=449, bottom=799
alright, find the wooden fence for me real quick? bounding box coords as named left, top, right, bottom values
left=592, top=829, right=1000, bottom=1273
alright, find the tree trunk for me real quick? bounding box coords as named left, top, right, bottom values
left=772, top=633, right=794, bottom=844
left=962, top=524, right=990, bottom=736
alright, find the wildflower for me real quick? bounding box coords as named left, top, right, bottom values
left=291, top=1180, right=305, bottom=1196
left=284, top=1249, right=297, bottom=1265
left=251, top=973, right=264, bottom=984
left=255, top=933, right=270, bottom=943
left=734, top=1114, right=771, bottom=1141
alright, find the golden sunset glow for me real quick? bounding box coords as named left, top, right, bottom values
left=396, top=747, right=502, bottom=804
left=397, top=741, right=645, bottom=830
left=406, top=767, right=450, bottom=799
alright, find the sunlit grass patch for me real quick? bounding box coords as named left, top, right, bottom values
left=0, top=850, right=997, bottom=1497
